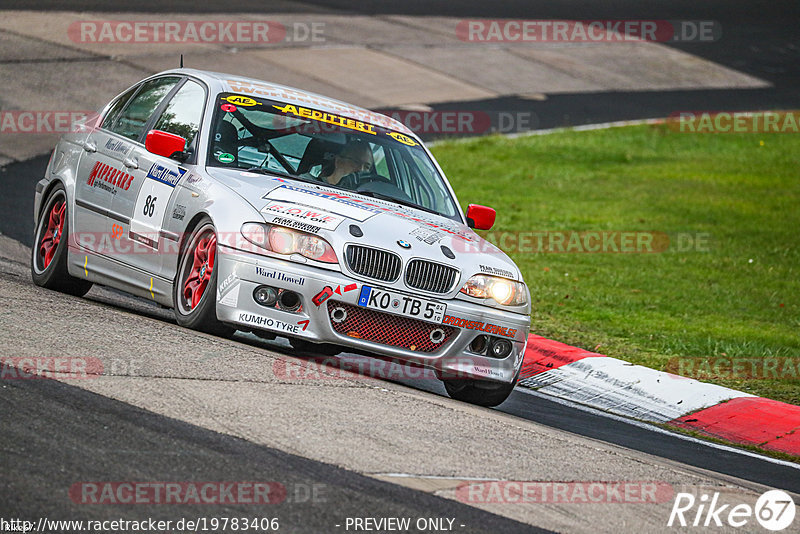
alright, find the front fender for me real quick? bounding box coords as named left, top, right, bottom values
left=160, top=171, right=265, bottom=283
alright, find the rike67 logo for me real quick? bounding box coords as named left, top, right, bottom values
left=668, top=490, right=795, bottom=531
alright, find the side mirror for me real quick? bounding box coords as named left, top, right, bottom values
left=145, top=130, right=187, bottom=160
left=466, top=204, right=496, bottom=230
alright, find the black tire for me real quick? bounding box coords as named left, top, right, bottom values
left=173, top=218, right=234, bottom=337
left=288, top=337, right=342, bottom=357
left=443, top=369, right=519, bottom=407
left=31, top=184, right=93, bottom=296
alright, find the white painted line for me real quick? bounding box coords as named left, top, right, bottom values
left=513, top=386, right=800, bottom=470
left=429, top=118, right=665, bottom=146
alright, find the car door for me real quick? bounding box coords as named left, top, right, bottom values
left=114, top=78, right=206, bottom=276
left=72, top=84, right=141, bottom=255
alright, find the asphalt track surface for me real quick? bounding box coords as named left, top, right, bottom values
left=1, top=372, right=542, bottom=533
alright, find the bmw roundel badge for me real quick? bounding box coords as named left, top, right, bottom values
left=397, top=240, right=411, bottom=249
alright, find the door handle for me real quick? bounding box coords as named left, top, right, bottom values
left=82, top=141, right=97, bottom=153
left=123, top=157, right=139, bottom=170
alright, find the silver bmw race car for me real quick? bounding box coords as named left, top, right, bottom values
left=31, top=69, right=530, bottom=406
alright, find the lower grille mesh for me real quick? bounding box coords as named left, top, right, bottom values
left=327, top=301, right=455, bottom=353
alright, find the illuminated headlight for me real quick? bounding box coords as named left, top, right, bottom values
left=460, top=274, right=527, bottom=306
left=241, top=223, right=338, bottom=263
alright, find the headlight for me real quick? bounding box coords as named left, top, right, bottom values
left=460, top=274, right=527, bottom=306
left=241, top=222, right=338, bottom=263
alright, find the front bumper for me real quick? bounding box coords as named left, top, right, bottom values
left=215, top=245, right=530, bottom=384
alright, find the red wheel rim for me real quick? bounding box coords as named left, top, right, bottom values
left=39, top=199, right=66, bottom=269
left=182, top=232, right=216, bottom=310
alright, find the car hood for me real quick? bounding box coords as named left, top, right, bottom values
left=205, top=167, right=523, bottom=285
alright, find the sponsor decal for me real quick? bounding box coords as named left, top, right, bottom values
left=225, top=81, right=406, bottom=133
left=297, top=319, right=310, bottom=331
left=265, top=185, right=380, bottom=221
left=261, top=200, right=344, bottom=231
left=266, top=186, right=476, bottom=243
left=312, top=286, right=334, bottom=307
left=311, top=283, right=356, bottom=306
left=217, top=273, right=240, bottom=307
left=442, top=315, right=517, bottom=338
left=410, top=226, right=444, bottom=245
left=86, top=161, right=134, bottom=193
left=386, top=131, right=418, bottom=146
left=268, top=216, right=321, bottom=234
left=186, top=172, right=203, bottom=184
left=255, top=266, right=305, bottom=286
left=146, top=162, right=185, bottom=187
left=220, top=103, right=237, bottom=113
left=472, top=366, right=503, bottom=377
left=104, top=138, right=130, bottom=154
left=110, top=223, right=123, bottom=239
left=224, top=95, right=259, bottom=107
left=272, top=104, right=377, bottom=136
left=479, top=264, right=515, bottom=279
left=129, top=232, right=158, bottom=249
left=171, top=204, right=186, bottom=221
left=238, top=312, right=301, bottom=334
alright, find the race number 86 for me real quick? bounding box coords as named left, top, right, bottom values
left=143, top=195, right=157, bottom=217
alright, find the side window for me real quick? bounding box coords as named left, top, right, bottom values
left=109, top=77, right=180, bottom=141
left=152, top=80, right=206, bottom=149
left=372, top=144, right=389, bottom=178
left=101, top=85, right=139, bottom=131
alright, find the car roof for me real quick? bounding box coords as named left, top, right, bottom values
left=157, top=68, right=415, bottom=137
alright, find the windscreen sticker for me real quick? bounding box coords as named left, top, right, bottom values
left=216, top=152, right=235, bottom=164
left=261, top=200, right=345, bottom=231
left=272, top=104, right=377, bottom=136
left=224, top=95, right=259, bottom=107
left=265, top=185, right=379, bottom=221
left=220, top=103, right=237, bottom=113
left=386, top=131, right=418, bottom=146
left=224, top=80, right=411, bottom=133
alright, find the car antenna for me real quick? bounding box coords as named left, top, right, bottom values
left=180, top=54, right=184, bottom=68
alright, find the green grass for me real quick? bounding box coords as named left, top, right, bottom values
left=432, top=124, right=800, bottom=405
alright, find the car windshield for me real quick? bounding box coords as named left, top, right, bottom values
left=207, top=93, right=460, bottom=221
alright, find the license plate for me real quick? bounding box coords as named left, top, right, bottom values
left=357, top=286, right=446, bottom=323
